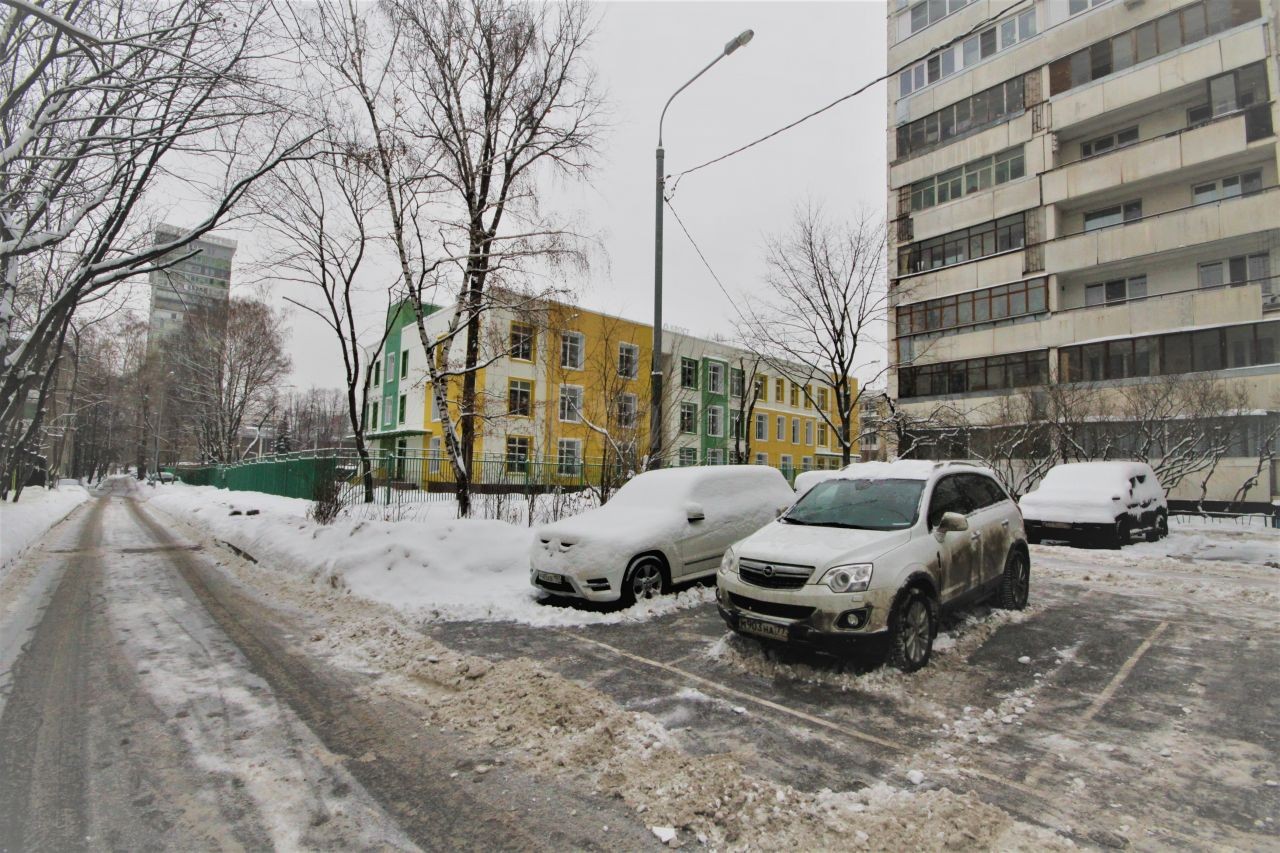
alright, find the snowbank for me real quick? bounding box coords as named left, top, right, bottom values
left=0, top=482, right=90, bottom=575
left=145, top=484, right=715, bottom=627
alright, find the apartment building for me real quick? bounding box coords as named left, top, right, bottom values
left=363, top=299, right=855, bottom=481
left=886, top=0, right=1279, bottom=504
left=146, top=224, right=236, bottom=345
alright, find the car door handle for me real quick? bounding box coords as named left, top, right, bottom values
left=969, top=531, right=981, bottom=540
left=1001, top=519, right=1010, bottom=527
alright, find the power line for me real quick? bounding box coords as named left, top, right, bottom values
left=663, top=198, right=758, bottom=334
left=668, top=0, right=1033, bottom=194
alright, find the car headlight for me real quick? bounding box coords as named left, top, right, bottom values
left=820, top=563, right=873, bottom=593
left=719, top=548, right=738, bottom=575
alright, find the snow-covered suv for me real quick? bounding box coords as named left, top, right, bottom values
left=1019, top=461, right=1167, bottom=547
left=717, top=460, right=1030, bottom=671
left=531, top=466, right=794, bottom=605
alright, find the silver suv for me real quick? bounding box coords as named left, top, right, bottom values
left=717, top=460, right=1030, bottom=671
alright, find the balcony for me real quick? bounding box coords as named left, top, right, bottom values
left=1042, top=112, right=1266, bottom=206
left=1044, top=187, right=1280, bottom=276
left=1050, top=22, right=1267, bottom=131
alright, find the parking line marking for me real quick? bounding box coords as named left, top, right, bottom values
left=1082, top=620, right=1168, bottom=723
left=561, top=631, right=903, bottom=751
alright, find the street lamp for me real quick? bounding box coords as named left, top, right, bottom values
left=650, top=28, right=754, bottom=468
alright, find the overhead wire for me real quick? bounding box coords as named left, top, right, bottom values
left=667, top=0, right=1034, bottom=196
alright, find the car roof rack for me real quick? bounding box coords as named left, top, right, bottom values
left=933, top=460, right=982, bottom=469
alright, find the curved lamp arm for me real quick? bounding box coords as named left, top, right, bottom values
left=658, top=29, right=754, bottom=147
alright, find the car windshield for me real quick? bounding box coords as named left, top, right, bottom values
left=783, top=478, right=925, bottom=531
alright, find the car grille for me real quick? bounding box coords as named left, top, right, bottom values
left=738, top=558, right=814, bottom=590
left=535, top=576, right=575, bottom=593
left=728, top=592, right=815, bottom=622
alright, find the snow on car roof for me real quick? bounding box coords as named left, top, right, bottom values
left=832, top=460, right=938, bottom=481
left=610, top=464, right=790, bottom=505
left=1043, top=461, right=1151, bottom=480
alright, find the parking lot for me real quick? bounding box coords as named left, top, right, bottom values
left=430, top=535, right=1279, bottom=849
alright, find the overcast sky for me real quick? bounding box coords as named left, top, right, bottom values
left=148, top=1, right=891, bottom=393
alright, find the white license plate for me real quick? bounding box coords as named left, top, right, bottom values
left=739, top=616, right=790, bottom=642
left=1044, top=522, right=1073, bottom=529
left=537, top=571, right=563, bottom=583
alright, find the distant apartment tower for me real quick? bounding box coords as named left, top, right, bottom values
left=886, top=0, right=1279, bottom=504
left=147, top=224, right=236, bottom=343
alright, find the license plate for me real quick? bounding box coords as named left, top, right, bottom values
left=739, top=616, right=790, bottom=642
left=1044, top=522, right=1072, bottom=529
left=536, top=571, right=563, bottom=583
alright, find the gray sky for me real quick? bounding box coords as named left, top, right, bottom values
left=152, top=1, right=891, bottom=393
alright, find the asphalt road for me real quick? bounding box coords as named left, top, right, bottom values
left=0, top=481, right=652, bottom=852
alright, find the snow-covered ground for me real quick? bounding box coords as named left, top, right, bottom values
left=145, top=484, right=714, bottom=627
left=0, top=481, right=89, bottom=576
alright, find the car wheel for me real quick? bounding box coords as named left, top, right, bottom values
left=1111, top=518, right=1131, bottom=549
left=620, top=556, right=666, bottom=606
left=886, top=587, right=935, bottom=673
left=997, top=549, right=1030, bottom=610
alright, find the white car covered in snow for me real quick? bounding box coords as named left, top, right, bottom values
left=530, top=466, right=795, bottom=605
left=1019, top=461, right=1167, bottom=547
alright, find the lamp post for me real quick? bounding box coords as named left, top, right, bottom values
left=650, top=28, right=754, bottom=469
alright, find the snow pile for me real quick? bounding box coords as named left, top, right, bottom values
left=146, top=484, right=713, bottom=627
left=0, top=481, right=89, bottom=574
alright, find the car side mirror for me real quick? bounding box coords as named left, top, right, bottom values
left=775, top=505, right=789, bottom=519
left=685, top=502, right=706, bottom=523
left=937, top=511, right=968, bottom=533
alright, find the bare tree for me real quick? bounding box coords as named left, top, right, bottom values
left=0, top=0, right=313, bottom=493
left=742, top=205, right=888, bottom=466
left=166, top=299, right=291, bottom=463
left=731, top=353, right=764, bottom=464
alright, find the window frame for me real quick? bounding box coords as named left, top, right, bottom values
left=680, top=357, right=699, bottom=388
left=508, top=378, right=533, bottom=417
left=505, top=436, right=531, bottom=474
left=618, top=342, right=639, bottom=379
left=558, top=384, right=583, bottom=423
left=560, top=331, right=584, bottom=370
left=510, top=322, right=534, bottom=362
left=680, top=401, right=698, bottom=434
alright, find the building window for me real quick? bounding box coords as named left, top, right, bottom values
left=754, top=413, right=767, bottom=441
left=1059, top=321, right=1278, bottom=382
left=680, top=402, right=698, bottom=434
left=509, top=379, right=532, bottom=416
left=383, top=395, right=393, bottom=425
left=705, top=448, right=724, bottom=466
left=1068, top=0, right=1109, bottom=16
left=801, top=456, right=813, bottom=472
left=895, top=76, right=1025, bottom=160
left=1081, top=126, right=1139, bottom=159
left=373, top=361, right=381, bottom=386
left=775, top=378, right=785, bottom=402
left=560, top=331, right=584, bottom=369
left=510, top=323, right=534, bottom=361
left=386, top=352, right=396, bottom=382
left=899, top=350, right=1050, bottom=399
left=1085, top=275, right=1147, bottom=307
left=618, top=343, right=639, bottom=378
left=801, top=421, right=812, bottom=446
left=398, top=394, right=407, bottom=425
left=428, top=437, right=442, bottom=474
left=863, top=432, right=880, bottom=450
left=707, top=405, right=723, bottom=437
left=730, top=367, right=745, bottom=398
left=1198, top=253, right=1270, bottom=290
left=818, top=423, right=829, bottom=447
left=558, top=385, right=583, bottom=422
left=1083, top=201, right=1142, bottom=232
left=679, top=446, right=698, bottom=466
left=557, top=439, right=582, bottom=476
left=755, top=452, right=768, bottom=465
left=908, top=0, right=972, bottom=35
left=1192, top=170, right=1263, bottom=204
left=681, top=357, right=699, bottom=388
left=776, top=416, right=785, bottom=441
left=791, top=418, right=800, bottom=444
left=370, top=402, right=379, bottom=428
left=780, top=454, right=793, bottom=474
left=401, top=350, right=409, bottom=378
left=909, top=147, right=1025, bottom=212
left=616, top=392, right=638, bottom=428
left=816, top=388, right=828, bottom=411
left=707, top=362, right=725, bottom=394
left=505, top=436, right=531, bottom=474
left=755, top=375, right=767, bottom=402
left=1050, top=0, right=1262, bottom=96
left=897, top=213, right=1027, bottom=276
left=730, top=410, right=742, bottom=440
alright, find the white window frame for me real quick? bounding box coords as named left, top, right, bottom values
left=616, top=392, right=638, bottom=428
left=776, top=416, right=785, bottom=441
left=680, top=357, right=699, bottom=388
left=754, top=413, right=768, bottom=441
left=383, top=395, right=394, bottom=426
left=509, top=379, right=533, bottom=417
left=730, top=410, right=742, bottom=440
left=428, top=437, right=442, bottom=473
left=1083, top=200, right=1142, bottom=231
left=780, top=453, right=793, bottom=472
left=678, top=446, right=698, bottom=466
left=754, top=452, right=768, bottom=466
left=791, top=417, right=800, bottom=444
left=556, top=439, right=582, bottom=477
left=707, top=362, right=725, bottom=394
left=1192, top=170, right=1262, bottom=205
left=398, top=393, right=407, bottom=425
left=707, top=405, right=723, bottom=437
left=804, top=420, right=814, bottom=446
left=1085, top=275, right=1147, bottom=306
left=558, top=384, right=583, bottom=422
left=705, top=448, right=724, bottom=466
left=560, top=331, right=584, bottom=370
left=618, top=342, right=639, bottom=379
left=386, top=352, right=396, bottom=382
